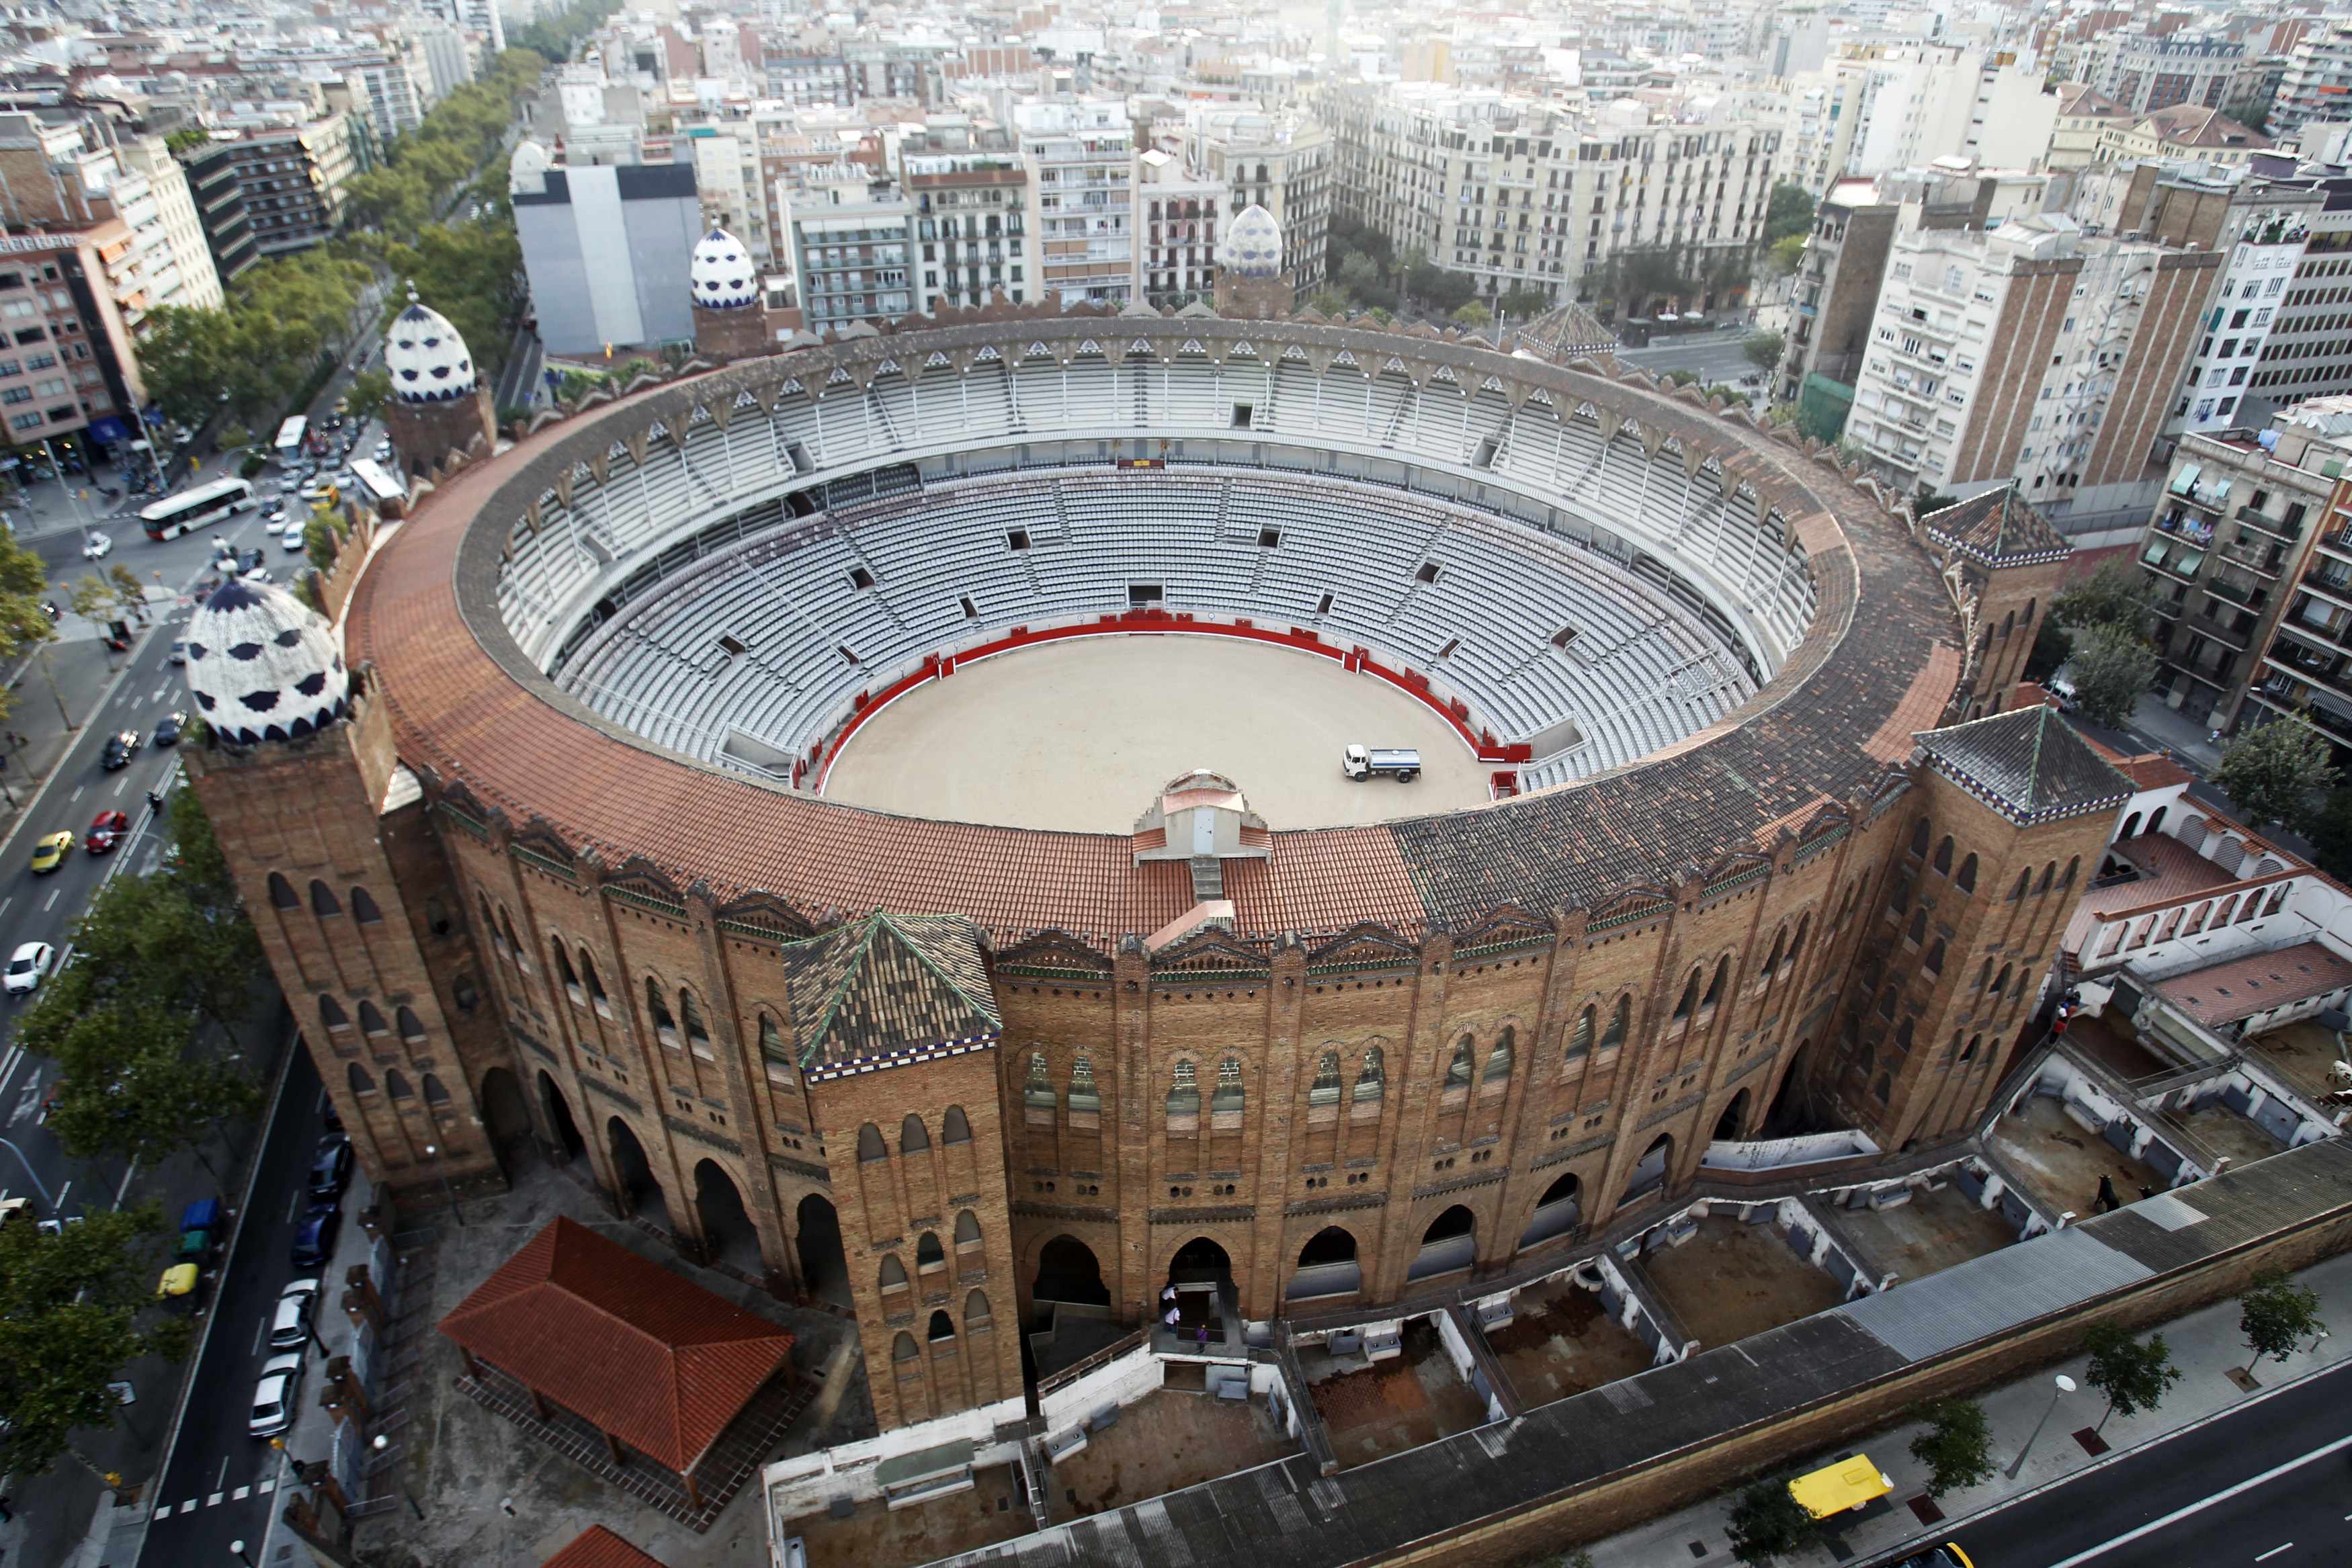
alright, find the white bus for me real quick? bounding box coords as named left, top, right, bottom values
left=273, top=416, right=308, bottom=464
left=347, top=457, right=405, bottom=508
left=141, top=477, right=259, bottom=541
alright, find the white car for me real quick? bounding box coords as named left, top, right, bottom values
left=241, top=566, right=272, bottom=584
left=267, top=1277, right=321, bottom=1350
left=280, top=523, right=306, bottom=554
left=4, top=941, right=54, bottom=996
left=248, top=1352, right=304, bottom=1438
left=81, top=531, right=111, bottom=560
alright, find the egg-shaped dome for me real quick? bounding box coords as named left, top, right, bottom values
left=385, top=292, right=476, bottom=404
left=1218, top=204, right=1284, bottom=278
left=508, top=137, right=550, bottom=193
left=690, top=226, right=758, bottom=310
left=182, top=576, right=350, bottom=747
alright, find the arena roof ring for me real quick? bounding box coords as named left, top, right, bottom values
left=364, top=314, right=1968, bottom=944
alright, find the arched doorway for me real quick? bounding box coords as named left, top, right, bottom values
left=1287, top=1226, right=1360, bottom=1301
left=1620, top=1134, right=1673, bottom=1205
left=795, top=1194, right=849, bottom=1308
left=1712, top=1087, right=1753, bottom=1143
left=1519, top=1172, right=1581, bottom=1249
left=536, top=1071, right=585, bottom=1164
left=1406, top=1205, right=1476, bottom=1282
left=694, top=1160, right=761, bottom=1273
left=478, top=1068, right=531, bottom=1172
left=1163, top=1236, right=1233, bottom=1339
left=1032, top=1235, right=1111, bottom=1316
left=1763, top=1041, right=1817, bottom=1137
left=605, top=1117, right=666, bottom=1227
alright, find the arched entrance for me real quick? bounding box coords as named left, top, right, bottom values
left=1032, top=1235, right=1111, bottom=1315
left=1620, top=1134, right=1673, bottom=1205
left=795, top=1194, right=849, bottom=1308
left=1519, top=1172, right=1581, bottom=1249
left=1287, top=1226, right=1360, bottom=1301
left=1764, top=1041, right=1819, bottom=1137
left=1406, top=1205, right=1476, bottom=1282
left=478, top=1068, right=531, bottom=1171
left=1712, top=1087, right=1753, bottom=1143
left=694, top=1160, right=761, bottom=1273
left=536, top=1072, right=585, bottom=1164
left=605, top=1117, right=667, bottom=1227
left=1163, top=1236, right=1233, bottom=1339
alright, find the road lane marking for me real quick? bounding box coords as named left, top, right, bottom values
left=206, top=1491, right=221, bottom=1507
left=42, top=887, right=58, bottom=911
left=112, top=1158, right=137, bottom=1207
left=2045, top=1432, right=2352, bottom=1567
left=112, top=777, right=124, bottom=797
left=54, top=1179, right=69, bottom=1213
left=232, top=1485, right=249, bottom=1501
left=67, top=785, right=81, bottom=801
left=2255, top=1549, right=2294, bottom=1563
left=251, top=1315, right=265, bottom=1357
left=257, top=1475, right=274, bottom=1493
left=215, top=1456, right=228, bottom=1489
left=287, top=1186, right=303, bottom=1223
left=0, top=897, right=11, bottom=917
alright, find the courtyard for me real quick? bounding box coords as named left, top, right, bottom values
left=1641, top=1216, right=1848, bottom=1348
left=775, top=1462, right=1036, bottom=1568
left=1482, top=1272, right=1657, bottom=1410
left=1831, top=1180, right=2022, bottom=1284
left=1044, top=1386, right=1298, bottom=1518
left=1989, top=1094, right=2168, bottom=1217
left=1296, top=1317, right=1492, bottom=1469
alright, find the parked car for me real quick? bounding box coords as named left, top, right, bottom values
left=372, top=440, right=392, bottom=462
left=85, top=810, right=129, bottom=854
left=28, top=830, right=73, bottom=873
left=267, top=1277, right=321, bottom=1351
left=81, top=531, right=111, bottom=560
left=4, top=941, right=54, bottom=996
left=153, top=711, right=184, bottom=746
left=248, top=1352, right=304, bottom=1438
left=307, top=1134, right=353, bottom=1201
left=290, top=1202, right=340, bottom=1269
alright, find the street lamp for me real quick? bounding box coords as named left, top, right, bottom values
left=373, top=1434, right=424, bottom=1521
left=0, top=1136, right=56, bottom=1214
left=423, top=1143, right=464, bottom=1227
left=2005, top=1373, right=2077, bottom=1479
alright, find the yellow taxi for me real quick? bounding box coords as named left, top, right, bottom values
left=28, top=830, right=73, bottom=875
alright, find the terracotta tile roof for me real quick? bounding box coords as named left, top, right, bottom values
left=783, top=912, right=1000, bottom=1072
left=1922, top=486, right=2072, bottom=569
left=1864, top=642, right=1964, bottom=763
left=544, top=1526, right=669, bottom=1568
left=439, top=1218, right=794, bottom=1474
left=2150, top=942, right=2352, bottom=1029
left=2136, top=103, right=2270, bottom=150
left=2078, top=830, right=2236, bottom=918
left=2053, top=81, right=2124, bottom=118
left=1914, top=705, right=2134, bottom=826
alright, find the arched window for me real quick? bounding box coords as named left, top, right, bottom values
left=385, top=1069, right=413, bottom=1100
left=927, top=1309, right=955, bottom=1342
left=1993, top=963, right=2013, bottom=996
left=1023, top=1051, right=1055, bottom=1108
left=2037, top=861, right=2056, bottom=894
left=892, top=1332, right=919, bottom=1362
left=1923, top=939, right=1945, bottom=976
left=1888, top=876, right=1913, bottom=914
left=1702, top=959, right=1728, bottom=1010
left=2011, top=870, right=2030, bottom=900
left=1877, top=986, right=1898, bottom=1020
left=310, top=879, right=341, bottom=916
left=1909, top=818, right=1930, bottom=857
left=1482, top=1027, right=1514, bottom=1081
left=964, top=1289, right=992, bottom=1331
left=900, top=1114, right=930, bottom=1154
left=1443, top=1036, right=1474, bottom=1088
left=1601, top=997, right=1630, bottom=1050
left=1762, top=930, right=1786, bottom=981
left=1961, top=1034, right=1981, bottom=1062
left=1212, top=1057, right=1245, bottom=1117
left=1933, top=836, right=1954, bottom=875
left=856, top=1123, right=886, bottom=1162
left=269, top=872, right=298, bottom=910
left=421, top=1074, right=450, bottom=1106
left=396, top=1006, right=425, bottom=1043
left=358, top=1000, right=387, bottom=1037
left=1956, top=854, right=1978, bottom=894
left=1977, top=957, right=1994, bottom=991
left=2122, top=811, right=2143, bottom=840
left=499, top=910, right=523, bottom=963
left=915, top=1232, right=945, bottom=1270
left=579, top=951, right=607, bottom=1006
left=2061, top=856, right=2080, bottom=887
left=1353, top=1047, right=1384, bottom=1100
left=1789, top=914, right=1810, bottom=965
left=758, top=1016, right=790, bottom=1076
left=879, top=1256, right=909, bottom=1295
left=350, top=887, right=382, bottom=924
left=1066, top=1057, right=1099, bottom=1115
left=1309, top=1051, right=1342, bottom=1104
left=1167, top=1060, right=1200, bottom=1121
left=477, top=894, right=497, bottom=941
left=1673, top=969, right=1702, bottom=1020
left=678, top=989, right=709, bottom=1051
left=553, top=945, right=579, bottom=996
left=1894, top=1018, right=1913, bottom=1051
left=942, top=1105, right=972, bottom=1143
left=348, top=1063, right=374, bottom=1096
left=644, top=979, right=676, bottom=1042
left=319, top=995, right=348, bottom=1032
left=1908, top=907, right=1927, bottom=945
left=954, top=1210, right=981, bottom=1246
left=1567, top=1006, right=1595, bottom=1058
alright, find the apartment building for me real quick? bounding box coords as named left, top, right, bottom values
left=1324, top=84, right=1777, bottom=312
left=900, top=125, right=1030, bottom=315
left=0, top=232, right=149, bottom=463
left=783, top=175, right=915, bottom=329
left=2097, top=105, right=2271, bottom=169
left=2240, top=163, right=2352, bottom=420
left=2048, top=83, right=2130, bottom=170
left=2139, top=405, right=2349, bottom=732
left=1132, top=149, right=1225, bottom=307
left=686, top=124, right=773, bottom=267
left=1181, top=105, right=1331, bottom=294
left=1845, top=215, right=2220, bottom=530
left=414, top=26, right=476, bottom=102
left=217, top=114, right=362, bottom=257
left=1015, top=99, right=1132, bottom=308
left=176, top=139, right=259, bottom=286
left=2270, top=21, right=2352, bottom=151
left=111, top=135, right=224, bottom=314
left=0, top=112, right=226, bottom=318
left=2086, top=32, right=2247, bottom=116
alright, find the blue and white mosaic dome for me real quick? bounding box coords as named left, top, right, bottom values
left=691, top=226, right=758, bottom=310
left=1218, top=204, right=1284, bottom=279
left=386, top=295, right=476, bottom=404
left=182, top=577, right=350, bottom=746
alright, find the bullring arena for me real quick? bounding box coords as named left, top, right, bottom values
left=183, top=267, right=2183, bottom=1565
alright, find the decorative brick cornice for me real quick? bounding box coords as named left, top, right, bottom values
left=1285, top=1190, right=1388, bottom=1217
left=580, top=1077, right=641, bottom=1115
left=1531, top=1134, right=1611, bottom=1170
left=663, top=1115, right=743, bottom=1156
left=1148, top=1203, right=1256, bottom=1225
left=1411, top=1168, right=1508, bottom=1201
left=767, top=1151, right=830, bottom=1183
left=1637, top=1090, right=1705, bottom=1130
left=1011, top=1201, right=1116, bottom=1223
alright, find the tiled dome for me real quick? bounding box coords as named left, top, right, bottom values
left=386, top=292, right=476, bottom=404
left=182, top=577, right=350, bottom=747
left=690, top=226, right=758, bottom=310
left=1218, top=204, right=1284, bottom=278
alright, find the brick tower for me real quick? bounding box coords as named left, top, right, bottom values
left=689, top=226, right=776, bottom=362
left=178, top=578, right=505, bottom=1205
left=1921, top=485, right=2074, bottom=715
left=382, top=288, right=497, bottom=480
left=1212, top=203, right=1292, bottom=320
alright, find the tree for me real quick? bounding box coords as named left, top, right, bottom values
left=1908, top=1399, right=1997, bottom=1497
left=2306, top=786, right=2352, bottom=883
left=1726, top=1477, right=1820, bottom=1567
left=67, top=572, right=114, bottom=627
left=18, top=863, right=262, bottom=1043
left=2238, top=1269, right=2326, bottom=1371
left=0, top=1203, right=189, bottom=1484
left=1452, top=301, right=1494, bottom=329
left=107, top=564, right=148, bottom=626
left=1495, top=286, right=1552, bottom=318
left=2025, top=617, right=2074, bottom=685
left=1766, top=233, right=1807, bottom=275
left=2068, top=621, right=2159, bottom=728
left=2211, top=720, right=2340, bottom=837
left=216, top=422, right=251, bottom=453
left=305, top=505, right=347, bottom=574
left=164, top=787, right=237, bottom=912
left=1306, top=290, right=1352, bottom=316
left=44, top=1015, right=262, bottom=1186
left=164, top=126, right=210, bottom=154
left=1744, top=331, right=1786, bottom=372
left=2052, top=561, right=2156, bottom=634
left=2081, top=1325, right=2183, bottom=1430
left=1764, top=181, right=1818, bottom=245
left=344, top=369, right=392, bottom=424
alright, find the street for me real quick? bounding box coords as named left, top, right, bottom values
left=1618, top=322, right=1770, bottom=387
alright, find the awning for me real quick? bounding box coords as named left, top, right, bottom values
left=2169, top=462, right=2202, bottom=495
left=85, top=415, right=130, bottom=443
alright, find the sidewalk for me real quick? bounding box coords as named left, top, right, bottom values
left=0, top=582, right=180, bottom=831
left=1581, top=1249, right=2352, bottom=1568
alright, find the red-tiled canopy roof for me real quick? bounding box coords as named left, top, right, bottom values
left=544, top=1525, right=669, bottom=1568
left=440, top=1218, right=794, bottom=1474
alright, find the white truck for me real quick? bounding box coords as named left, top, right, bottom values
left=1343, top=744, right=1421, bottom=781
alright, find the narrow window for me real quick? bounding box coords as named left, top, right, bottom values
left=269, top=872, right=298, bottom=910
left=350, top=888, right=382, bottom=924
left=310, top=879, right=341, bottom=916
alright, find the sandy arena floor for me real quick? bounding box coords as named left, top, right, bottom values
left=819, top=634, right=1495, bottom=830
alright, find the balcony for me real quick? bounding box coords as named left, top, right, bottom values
left=2217, top=537, right=2288, bottom=577
left=2251, top=683, right=2352, bottom=746
left=2184, top=610, right=2252, bottom=650
left=2318, top=529, right=2352, bottom=565
left=2203, top=575, right=2266, bottom=608
left=2237, top=504, right=2305, bottom=543
left=2154, top=511, right=2215, bottom=546
left=2141, top=543, right=2206, bottom=584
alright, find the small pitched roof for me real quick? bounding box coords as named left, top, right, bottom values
left=786, top=912, right=1001, bottom=1077
left=2053, top=81, right=2123, bottom=118
left=439, top=1218, right=794, bottom=1475
left=544, top=1526, right=669, bottom=1568
left=2138, top=103, right=2269, bottom=150
left=1922, top=486, right=2071, bottom=570
left=1913, top=705, right=2134, bottom=825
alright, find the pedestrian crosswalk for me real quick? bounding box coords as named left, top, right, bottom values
left=151, top=1474, right=274, bottom=1520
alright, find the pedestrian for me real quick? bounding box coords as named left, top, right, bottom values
left=145, top=789, right=163, bottom=814
left=2095, top=1174, right=2120, bottom=1213
left=1195, top=1322, right=1209, bottom=1348
left=1160, top=1283, right=1177, bottom=1304
left=1161, top=1305, right=1180, bottom=1329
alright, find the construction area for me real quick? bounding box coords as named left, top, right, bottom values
left=775, top=1463, right=1034, bottom=1567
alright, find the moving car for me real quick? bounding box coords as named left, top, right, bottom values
left=248, top=1352, right=304, bottom=1438
left=260, top=498, right=286, bottom=522
left=81, top=531, right=110, bottom=560
left=100, top=730, right=140, bottom=770
left=29, top=830, right=73, bottom=873
left=169, top=639, right=187, bottom=665
left=282, top=523, right=306, bottom=554
left=307, top=1134, right=353, bottom=1201
left=290, top=1201, right=341, bottom=1269
left=85, top=810, right=129, bottom=854
left=3, top=941, right=54, bottom=996
left=268, top=1278, right=321, bottom=1351
left=372, top=439, right=392, bottom=462
left=1341, top=744, right=1422, bottom=781
left=153, top=711, right=184, bottom=746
